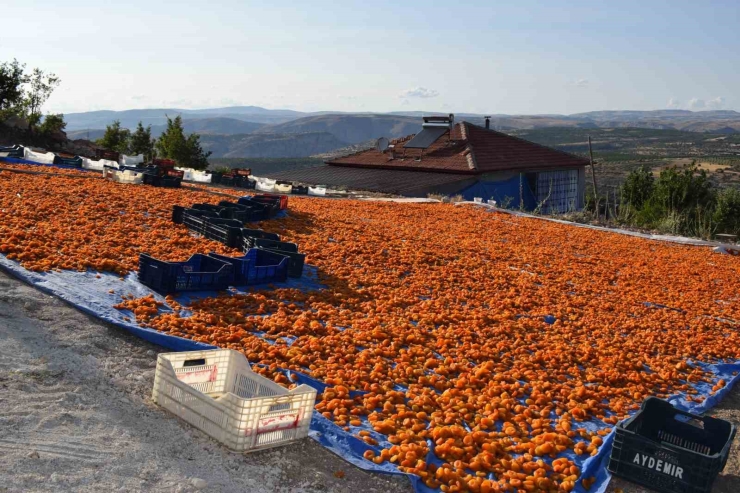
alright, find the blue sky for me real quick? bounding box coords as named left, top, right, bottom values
left=3, top=0, right=738, bottom=114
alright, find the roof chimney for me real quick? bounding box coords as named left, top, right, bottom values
left=484, top=116, right=491, bottom=129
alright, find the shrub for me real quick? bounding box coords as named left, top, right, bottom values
left=714, top=188, right=740, bottom=236
left=653, top=163, right=714, bottom=213
left=621, top=166, right=654, bottom=209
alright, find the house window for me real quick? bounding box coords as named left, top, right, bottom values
left=536, top=169, right=580, bottom=214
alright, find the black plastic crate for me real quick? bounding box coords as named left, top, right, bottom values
left=220, top=200, right=269, bottom=222
left=172, top=205, right=185, bottom=224
left=608, top=397, right=736, bottom=493
left=242, top=237, right=304, bottom=278
left=181, top=209, right=219, bottom=234
left=204, top=218, right=243, bottom=248
left=211, top=172, right=223, bottom=184
left=219, top=207, right=250, bottom=223
left=241, top=228, right=280, bottom=242
left=292, top=185, right=308, bottom=195
left=53, top=155, right=83, bottom=167
left=146, top=175, right=181, bottom=188
left=138, top=253, right=234, bottom=294
left=191, top=203, right=224, bottom=214
left=208, top=249, right=289, bottom=286
left=238, top=197, right=279, bottom=218
left=0, top=147, right=24, bottom=158
left=244, top=237, right=298, bottom=253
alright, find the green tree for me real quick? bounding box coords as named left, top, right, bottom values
left=653, top=163, right=714, bottom=213
left=0, top=59, right=27, bottom=117
left=621, top=166, right=654, bottom=209
left=97, top=120, right=131, bottom=153
left=38, top=113, right=66, bottom=135
left=155, top=115, right=211, bottom=169
left=23, top=68, right=60, bottom=127
left=129, top=121, right=155, bottom=160
left=713, top=188, right=740, bottom=236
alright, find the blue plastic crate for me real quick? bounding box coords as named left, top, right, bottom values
left=138, top=253, right=234, bottom=294
left=242, top=238, right=304, bottom=278
left=209, top=249, right=288, bottom=286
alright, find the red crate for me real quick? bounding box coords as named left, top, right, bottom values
left=235, top=168, right=252, bottom=177
left=153, top=158, right=177, bottom=168
left=256, top=193, right=288, bottom=210
left=165, top=169, right=184, bottom=179
left=95, top=149, right=120, bottom=162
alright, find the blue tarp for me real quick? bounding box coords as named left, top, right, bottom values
left=458, top=174, right=538, bottom=210
left=1, top=251, right=739, bottom=493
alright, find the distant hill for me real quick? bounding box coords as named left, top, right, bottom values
left=255, top=114, right=423, bottom=144
left=199, top=132, right=348, bottom=158
left=66, top=129, right=106, bottom=141
left=63, top=106, right=306, bottom=131
left=63, top=107, right=740, bottom=139
left=66, top=118, right=264, bottom=142
left=149, top=118, right=263, bottom=136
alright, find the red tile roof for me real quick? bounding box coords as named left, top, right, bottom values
left=327, top=122, right=589, bottom=174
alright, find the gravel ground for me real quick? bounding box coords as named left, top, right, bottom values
left=0, top=268, right=738, bottom=493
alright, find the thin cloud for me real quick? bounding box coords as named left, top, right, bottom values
left=666, top=98, right=680, bottom=109
left=707, top=97, right=725, bottom=110
left=573, top=79, right=589, bottom=88
left=399, top=87, right=440, bottom=99
left=688, top=98, right=705, bottom=110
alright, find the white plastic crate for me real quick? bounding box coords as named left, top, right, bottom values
left=152, top=349, right=316, bottom=452
left=175, top=167, right=195, bottom=181
left=81, top=157, right=105, bottom=171
left=120, top=153, right=144, bottom=166
left=191, top=170, right=212, bottom=183
left=23, top=148, right=55, bottom=164
left=275, top=183, right=293, bottom=194
left=308, top=186, right=327, bottom=196
left=104, top=168, right=144, bottom=184
left=255, top=178, right=276, bottom=192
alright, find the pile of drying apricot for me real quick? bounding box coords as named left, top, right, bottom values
left=0, top=168, right=238, bottom=273
left=3, top=166, right=740, bottom=492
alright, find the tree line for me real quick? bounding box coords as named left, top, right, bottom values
left=96, top=115, right=211, bottom=169
left=0, top=59, right=64, bottom=135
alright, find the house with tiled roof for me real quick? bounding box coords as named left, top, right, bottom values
left=265, top=115, right=590, bottom=213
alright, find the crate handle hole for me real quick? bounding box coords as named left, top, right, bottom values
left=183, top=358, right=207, bottom=367
left=675, top=414, right=705, bottom=429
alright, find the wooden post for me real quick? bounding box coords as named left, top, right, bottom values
left=588, top=136, right=599, bottom=217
